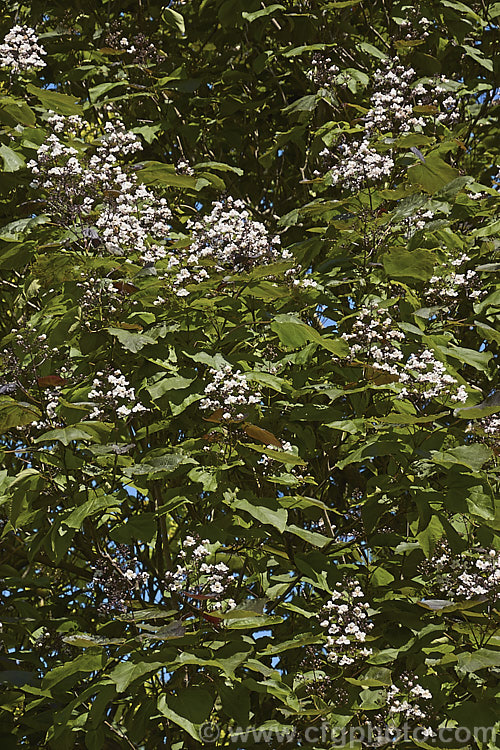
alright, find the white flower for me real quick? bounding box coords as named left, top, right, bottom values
left=364, top=57, right=459, bottom=134
left=318, top=579, right=373, bottom=666
left=169, top=196, right=295, bottom=296
left=87, top=369, right=147, bottom=421
left=200, top=365, right=262, bottom=421
left=327, top=139, right=394, bottom=191
left=0, top=25, right=46, bottom=72
left=398, top=349, right=467, bottom=402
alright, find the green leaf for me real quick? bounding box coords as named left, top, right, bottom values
left=241, top=281, right=283, bottom=300
left=457, top=649, right=500, bottom=673
left=260, top=634, right=322, bottom=656
left=147, top=375, right=194, bottom=400
left=417, top=515, right=444, bottom=558
left=376, top=412, right=447, bottom=425
left=347, top=666, right=392, bottom=687
left=408, top=154, right=459, bottom=194
left=447, top=700, right=498, bottom=732
left=26, top=84, right=82, bottom=115
left=218, top=682, right=250, bottom=726
left=245, top=444, right=307, bottom=466
left=271, top=315, right=312, bottom=348
left=454, top=391, right=500, bottom=420
left=123, top=454, right=188, bottom=476
left=162, top=7, right=185, bottom=34
left=35, top=426, right=96, bottom=446
left=110, top=513, right=156, bottom=543
left=0, top=399, right=40, bottom=433
left=357, top=41, right=387, bottom=59
left=283, top=95, right=318, bottom=114
left=107, top=327, right=156, bottom=352
left=0, top=215, right=50, bottom=241
left=194, top=161, right=243, bottom=176
left=246, top=371, right=288, bottom=393
left=137, top=161, right=198, bottom=189
left=473, top=218, right=500, bottom=238
left=88, top=82, right=126, bottom=103
left=0, top=670, right=36, bottom=686
left=0, top=144, right=25, bottom=172
left=242, top=5, right=285, bottom=22
left=439, top=344, right=492, bottom=373
left=218, top=599, right=267, bottom=619
left=284, top=524, right=329, bottom=547
left=431, top=444, right=493, bottom=472
left=226, top=495, right=288, bottom=533
left=271, top=314, right=348, bottom=355
left=62, top=633, right=125, bottom=648
left=383, top=248, right=435, bottom=281
left=43, top=653, right=104, bottom=690
left=157, top=696, right=201, bottom=741
left=466, top=487, right=495, bottom=520
left=109, top=661, right=164, bottom=693
left=64, top=496, right=120, bottom=529
left=0, top=96, right=36, bottom=127
left=167, top=687, right=214, bottom=724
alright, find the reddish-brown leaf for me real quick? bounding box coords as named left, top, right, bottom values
left=202, top=432, right=223, bottom=443
left=203, top=408, right=224, bottom=423
left=112, top=322, right=143, bottom=330
left=112, top=281, right=138, bottom=295
left=364, top=366, right=400, bottom=385
left=243, top=423, right=282, bottom=448
left=37, top=376, right=67, bottom=388
left=200, top=611, right=223, bottom=625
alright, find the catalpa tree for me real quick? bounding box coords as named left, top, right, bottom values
left=0, top=1, right=499, bottom=748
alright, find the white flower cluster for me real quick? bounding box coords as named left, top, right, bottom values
left=123, top=568, right=150, bottom=584
left=88, top=369, right=147, bottom=420
left=29, top=114, right=141, bottom=214
left=169, top=197, right=290, bottom=297
left=176, top=160, right=195, bottom=176
left=257, top=439, right=309, bottom=484
left=119, top=36, right=137, bottom=54
left=200, top=365, right=262, bottom=421
left=426, top=253, right=483, bottom=304
left=31, top=387, right=62, bottom=430
left=28, top=115, right=171, bottom=263
left=469, top=416, right=500, bottom=437
left=399, top=14, right=433, bottom=40
left=386, top=674, right=434, bottom=734
left=324, top=140, right=394, bottom=191
left=341, top=305, right=468, bottom=403
left=365, top=58, right=459, bottom=134
left=315, top=55, right=460, bottom=190
left=412, top=209, right=435, bottom=231
left=399, top=349, right=467, bottom=403
left=318, top=579, right=373, bottom=667
left=165, top=536, right=236, bottom=611
left=77, top=276, right=125, bottom=328
left=342, top=301, right=405, bottom=376
left=96, top=182, right=172, bottom=264
left=258, top=439, right=294, bottom=470
left=0, top=25, right=46, bottom=72
left=92, top=546, right=149, bottom=614
left=426, top=545, right=500, bottom=600
left=397, top=207, right=435, bottom=238
left=308, top=55, right=341, bottom=89
left=106, top=31, right=160, bottom=64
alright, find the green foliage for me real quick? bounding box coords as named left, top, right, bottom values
left=0, top=0, right=499, bottom=748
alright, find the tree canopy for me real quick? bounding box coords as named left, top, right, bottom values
left=0, top=0, right=499, bottom=748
